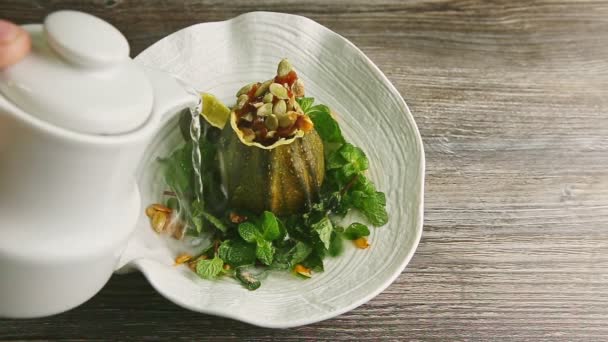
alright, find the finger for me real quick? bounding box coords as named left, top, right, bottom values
left=0, top=20, right=31, bottom=69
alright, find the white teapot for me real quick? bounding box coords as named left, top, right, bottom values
left=0, top=11, right=196, bottom=318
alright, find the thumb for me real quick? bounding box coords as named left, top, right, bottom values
left=0, top=20, right=31, bottom=69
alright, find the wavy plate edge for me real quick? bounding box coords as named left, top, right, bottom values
left=130, top=11, right=425, bottom=328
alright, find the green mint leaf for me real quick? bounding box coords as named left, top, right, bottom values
left=192, top=216, right=203, bottom=233
left=238, top=222, right=260, bottom=243
left=326, top=150, right=346, bottom=170
left=161, top=143, right=194, bottom=198
left=256, top=240, right=275, bottom=265
left=343, top=222, right=370, bottom=240
left=166, top=197, right=179, bottom=211
left=311, top=216, right=333, bottom=250
left=200, top=210, right=227, bottom=233
left=351, top=190, right=389, bottom=226
left=302, top=252, right=324, bottom=272
left=261, top=211, right=280, bottom=241
left=195, top=255, right=224, bottom=279
left=235, top=267, right=261, bottom=290
left=339, top=143, right=369, bottom=177
left=296, top=97, right=315, bottom=113
left=218, top=240, right=256, bottom=267
left=307, top=105, right=345, bottom=147
left=291, top=241, right=313, bottom=265
left=329, top=231, right=344, bottom=257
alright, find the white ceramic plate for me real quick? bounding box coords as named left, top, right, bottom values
left=118, top=12, right=424, bottom=328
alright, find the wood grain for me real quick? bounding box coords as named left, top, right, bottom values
left=1, top=0, right=607, bottom=340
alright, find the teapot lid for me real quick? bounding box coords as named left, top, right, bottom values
left=0, top=11, right=153, bottom=135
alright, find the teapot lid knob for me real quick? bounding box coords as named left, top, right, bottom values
left=45, top=11, right=129, bottom=68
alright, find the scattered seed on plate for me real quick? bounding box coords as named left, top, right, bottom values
left=354, top=237, right=370, bottom=249
left=174, top=253, right=192, bottom=265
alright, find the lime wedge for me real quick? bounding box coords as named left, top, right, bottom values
left=201, top=93, right=231, bottom=129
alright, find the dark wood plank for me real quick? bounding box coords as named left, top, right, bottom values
left=1, top=0, right=607, bottom=340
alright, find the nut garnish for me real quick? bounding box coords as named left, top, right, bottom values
left=151, top=211, right=168, bottom=233
left=229, top=212, right=248, bottom=224
left=254, top=79, right=273, bottom=97
left=174, top=253, right=192, bottom=266
left=269, top=83, right=289, bottom=99
left=273, top=100, right=287, bottom=115
left=292, top=79, right=305, bottom=98
left=277, top=58, right=293, bottom=77
left=354, top=237, right=370, bottom=249
left=294, top=264, right=312, bottom=277
left=257, top=102, right=273, bottom=116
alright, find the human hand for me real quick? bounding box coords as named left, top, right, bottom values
left=0, top=20, right=31, bottom=69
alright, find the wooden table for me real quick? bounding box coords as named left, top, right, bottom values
left=2, top=1, right=607, bottom=340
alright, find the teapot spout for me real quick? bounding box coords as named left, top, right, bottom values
left=143, top=67, right=199, bottom=125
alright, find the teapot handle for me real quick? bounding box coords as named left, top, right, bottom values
left=142, top=67, right=198, bottom=123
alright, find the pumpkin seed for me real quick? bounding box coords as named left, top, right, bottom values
left=354, top=237, right=370, bottom=249
left=277, top=58, right=293, bottom=77
left=294, top=264, right=312, bottom=277
left=174, top=253, right=192, bottom=265
left=236, top=83, right=254, bottom=97
left=269, top=83, right=289, bottom=99
left=152, top=204, right=171, bottom=213
left=251, top=102, right=264, bottom=109
left=265, top=114, right=279, bottom=131
left=255, top=79, right=273, bottom=97
left=236, top=94, right=249, bottom=109
left=273, top=100, right=287, bottom=115
left=257, top=102, right=273, bottom=116
left=151, top=211, right=168, bottom=233
left=278, top=112, right=298, bottom=128
left=263, top=93, right=274, bottom=103
left=292, top=78, right=305, bottom=98
left=145, top=205, right=156, bottom=218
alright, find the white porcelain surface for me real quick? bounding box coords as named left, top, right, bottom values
left=0, top=13, right=196, bottom=316
left=0, top=12, right=153, bottom=135
left=120, top=12, right=425, bottom=328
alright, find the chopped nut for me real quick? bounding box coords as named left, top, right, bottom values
left=174, top=253, right=193, bottom=266
left=223, top=264, right=231, bottom=271
left=354, top=237, right=370, bottom=249
left=152, top=204, right=172, bottom=213
left=167, top=218, right=186, bottom=240
left=145, top=205, right=156, bottom=218
left=292, top=79, right=305, bottom=98
left=229, top=211, right=248, bottom=224
left=241, top=128, right=255, bottom=142
left=151, top=211, right=168, bottom=233
left=294, top=264, right=312, bottom=277
left=278, top=111, right=298, bottom=128
left=296, top=115, right=314, bottom=132
left=257, top=102, right=273, bottom=116
left=240, top=112, right=254, bottom=122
